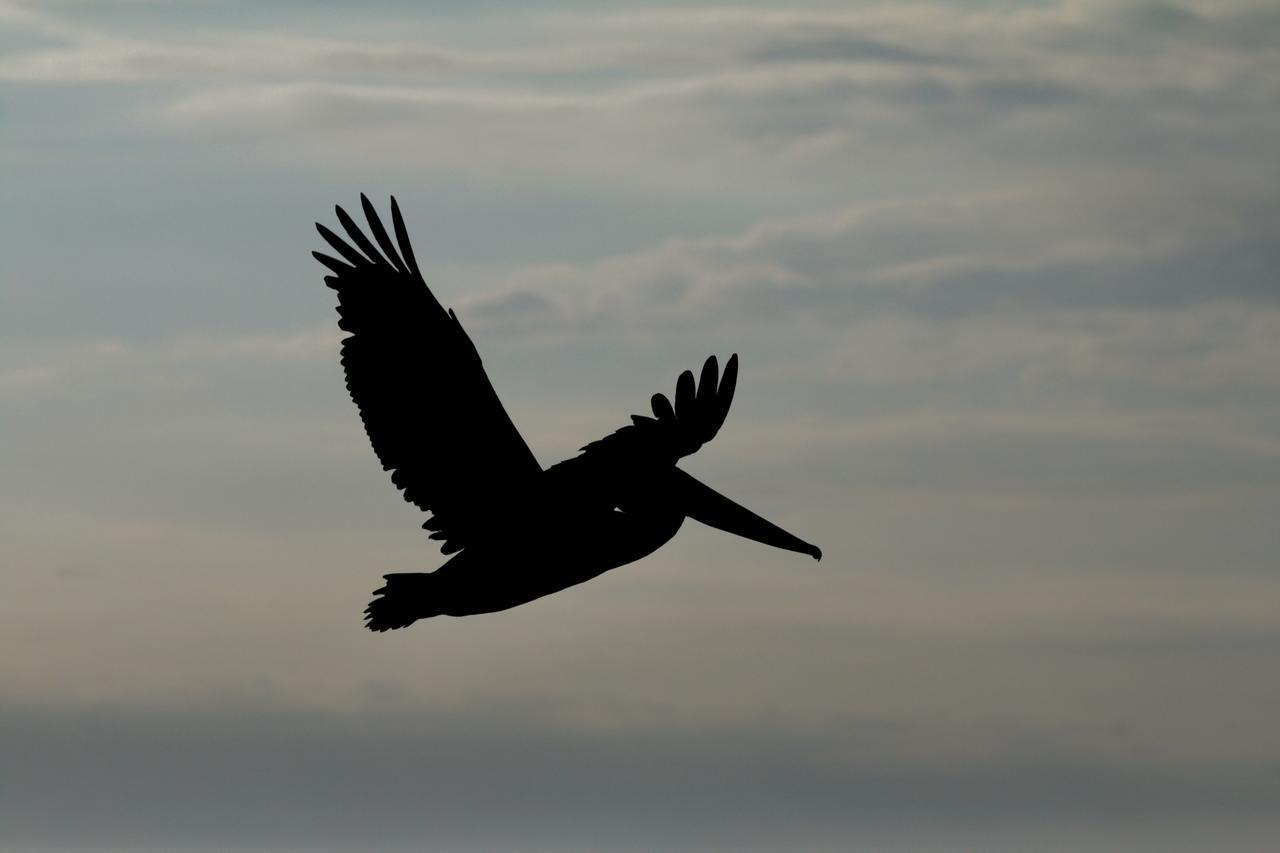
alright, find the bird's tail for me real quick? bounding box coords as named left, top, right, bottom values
left=365, top=573, right=438, bottom=632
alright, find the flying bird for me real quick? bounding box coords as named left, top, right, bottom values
left=314, top=196, right=822, bottom=631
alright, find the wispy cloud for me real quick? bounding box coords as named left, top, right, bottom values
left=10, top=1, right=1278, bottom=167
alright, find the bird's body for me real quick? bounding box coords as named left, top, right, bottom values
left=314, top=196, right=820, bottom=631
left=374, top=500, right=683, bottom=626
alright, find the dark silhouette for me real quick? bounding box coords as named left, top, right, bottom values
left=315, top=196, right=822, bottom=631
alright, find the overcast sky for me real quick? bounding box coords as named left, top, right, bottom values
left=3, top=0, right=1279, bottom=850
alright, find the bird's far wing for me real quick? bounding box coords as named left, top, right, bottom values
left=577, top=354, right=739, bottom=467
left=314, top=195, right=542, bottom=554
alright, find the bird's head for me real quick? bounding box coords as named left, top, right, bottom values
left=669, top=467, right=821, bottom=561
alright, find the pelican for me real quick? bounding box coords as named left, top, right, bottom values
left=314, top=196, right=822, bottom=631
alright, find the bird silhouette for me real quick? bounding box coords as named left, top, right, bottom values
left=314, top=196, right=821, bottom=631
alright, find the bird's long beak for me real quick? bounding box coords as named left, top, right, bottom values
left=670, top=467, right=822, bottom=560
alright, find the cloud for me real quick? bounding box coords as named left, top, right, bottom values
left=4, top=177, right=1278, bottom=535
left=453, top=183, right=1280, bottom=339
left=9, top=1, right=1279, bottom=183
left=2, top=704, right=1278, bottom=852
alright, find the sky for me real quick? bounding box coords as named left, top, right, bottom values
left=2, top=0, right=1279, bottom=849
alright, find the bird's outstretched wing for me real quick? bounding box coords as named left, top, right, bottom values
left=314, top=195, right=542, bottom=554
left=578, top=354, right=739, bottom=467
